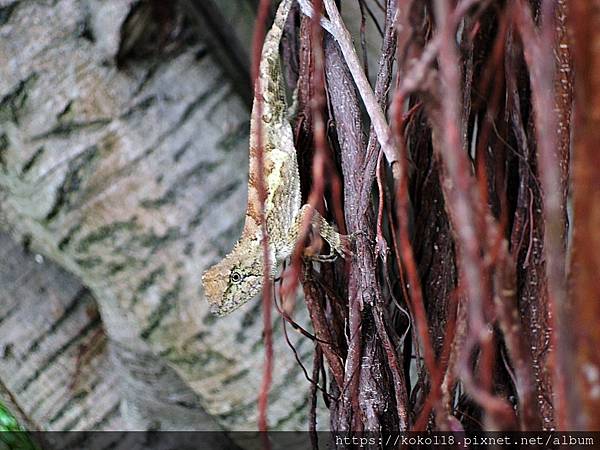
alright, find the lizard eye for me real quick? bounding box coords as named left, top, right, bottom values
left=230, top=270, right=243, bottom=284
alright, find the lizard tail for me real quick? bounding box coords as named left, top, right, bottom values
left=255, top=0, right=294, bottom=120
left=266, top=0, right=294, bottom=50
left=242, top=0, right=296, bottom=240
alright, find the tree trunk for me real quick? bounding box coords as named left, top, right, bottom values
left=568, top=0, right=600, bottom=431
left=0, top=0, right=315, bottom=431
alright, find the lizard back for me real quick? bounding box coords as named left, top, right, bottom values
left=243, top=0, right=301, bottom=242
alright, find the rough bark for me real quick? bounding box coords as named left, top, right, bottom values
left=568, top=0, right=600, bottom=431
left=324, top=28, right=407, bottom=432
left=0, top=0, right=584, bottom=435
left=0, top=233, right=121, bottom=430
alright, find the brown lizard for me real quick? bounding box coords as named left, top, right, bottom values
left=202, top=0, right=349, bottom=316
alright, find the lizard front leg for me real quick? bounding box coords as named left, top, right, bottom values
left=283, top=204, right=351, bottom=261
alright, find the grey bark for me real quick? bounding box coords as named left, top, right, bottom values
left=0, top=232, right=123, bottom=431
left=0, top=0, right=315, bottom=431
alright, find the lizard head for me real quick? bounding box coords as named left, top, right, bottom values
left=202, top=240, right=265, bottom=316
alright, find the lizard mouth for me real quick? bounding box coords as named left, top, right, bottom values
left=208, top=298, right=240, bottom=317
left=209, top=303, right=227, bottom=317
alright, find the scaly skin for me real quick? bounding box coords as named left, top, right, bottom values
left=202, top=0, right=348, bottom=316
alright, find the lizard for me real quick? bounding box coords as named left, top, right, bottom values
left=201, top=0, right=349, bottom=317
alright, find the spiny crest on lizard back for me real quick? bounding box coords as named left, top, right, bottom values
left=202, top=0, right=294, bottom=316
left=239, top=2, right=293, bottom=242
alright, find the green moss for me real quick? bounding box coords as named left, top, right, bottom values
left=76, top=221, right=137, bottom=252
left=75, top=256, right=103, bottom=269
left=0, top=133, right=8, bottom=170
left=0, top=401, right=40, bottom=449
left=21, top=146, right=45, bottom=175
left=216, top=120, right=249, bottom=153
left=133, top=226, right=179, bottom=254
left=140, top=277, right=182, bottom=340
left=0, top=73, right=38, bottom=125
left=45, top=144, right=100, bottom=221
left=135, top=266, right=166, bottom=294
left=160, top=347, right=235, bottom=379
left=272, top=396, right=309, bottom=429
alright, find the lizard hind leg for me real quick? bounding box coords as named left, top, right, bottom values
left=290, top=204, right=352, bottom=261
